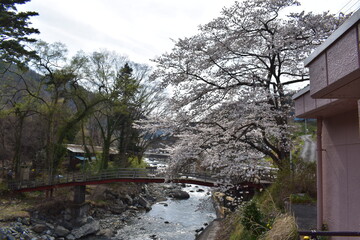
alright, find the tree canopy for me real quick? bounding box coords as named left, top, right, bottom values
left=0, top=0, right=39, bottom=66
left=150, top=0, right=347, bottom=178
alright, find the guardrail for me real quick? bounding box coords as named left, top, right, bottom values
left=299, top=231, right=360, bottom=239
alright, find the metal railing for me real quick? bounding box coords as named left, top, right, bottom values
left=299, top=231, right=360, bottom=239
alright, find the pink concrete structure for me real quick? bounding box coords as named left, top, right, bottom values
left=294, top=10, right=360, bottom=239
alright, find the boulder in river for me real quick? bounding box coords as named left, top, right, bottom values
left=169, top=190, right=190, bottom=200
left=138, top=196, right=152, bottom=211
left=70, top=217, right=100, bottom=239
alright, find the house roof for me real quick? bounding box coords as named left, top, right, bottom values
left=66, top=144, right=119, bottom=155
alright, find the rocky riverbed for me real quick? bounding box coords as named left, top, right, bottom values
left=0, top=183, right=204, bottom=240
left=114, top=184, right=216, bottom=240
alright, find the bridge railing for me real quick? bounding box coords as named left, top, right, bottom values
left=7, top=167, right=277, bottom=191
left=7, top=168, right=169, bottom=191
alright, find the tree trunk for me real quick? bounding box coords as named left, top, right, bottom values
left=12, top=114, right=25, bottom=180
left=101, top=139, right=111, bottom=170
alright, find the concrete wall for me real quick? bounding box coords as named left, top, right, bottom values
left=322, top=109, right=360, bottom=239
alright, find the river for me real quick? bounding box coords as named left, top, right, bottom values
left=114, top=184, right=216, bottom=240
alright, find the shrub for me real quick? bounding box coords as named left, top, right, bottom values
left=241, top=201, right=268, bottom=238
left=260, top=214, right=298, bottom=240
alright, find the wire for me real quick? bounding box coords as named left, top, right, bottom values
left=337, top=0, right=355, bottom=14
left=337, top=0, right=360, bottom=15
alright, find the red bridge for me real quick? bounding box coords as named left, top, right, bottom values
left=7, top=167, right=276, bottom=193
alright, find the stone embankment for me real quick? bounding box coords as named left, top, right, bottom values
left=0, top=183, right=188, bottom=240
left=196, top=187, right=253, bottom=240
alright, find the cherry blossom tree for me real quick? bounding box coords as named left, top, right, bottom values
left=149, top=0, right=347, bottom=178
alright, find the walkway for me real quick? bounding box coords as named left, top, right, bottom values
left=300, top=135, right=316, bottom=162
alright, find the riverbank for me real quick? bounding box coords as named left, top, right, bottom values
left=0, top=182, right=182, bottom=239
left=0, top=182, right=215, bottom=240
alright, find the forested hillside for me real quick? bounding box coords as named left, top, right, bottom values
left=0, top=45, right=163, bottom=180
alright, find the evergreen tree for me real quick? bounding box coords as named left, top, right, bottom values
left=0, top=0, right=39, bottom=66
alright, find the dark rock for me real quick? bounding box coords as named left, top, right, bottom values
left=54, top=225, right=70, bottom=237
left=32, top=224, right=47, bottom=233
left=63, top=213, right=72, bottom=222
left=60, top=220, right=73, bottom=231
left=115, top=199, right=124, bottom=206
left=109, top=205, right=126, bottom=215
left=104, top=189, right=119, bottom=200
left=14, top=225, right=24, bottom=233
left=122, top=194, right=133, bottom=205
left=164, top=221, right=169, bottom=224
left=169, top=190, right=190, bottom=200
left=41, top=235, right=54, bottom=240
left=21, top=218, right=31, bottom=226
left=7, top=235, right=16, bottom=240
left=0, top=230, right=6, bottom=240
left=195, top=227, right=204, bottom=233
left=22, top=232, right=32, bottom=240
left=45, top=223, right=54, bottom=230
left=146, top=195, right=156, bottom=203
left=196, top=189, right=205, bottom=192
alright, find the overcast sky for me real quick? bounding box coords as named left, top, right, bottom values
left=19, top=0, right=360, bottom=65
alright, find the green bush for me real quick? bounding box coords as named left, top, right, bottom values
left=241, top=201, right=268, bottom=238
left=128, top=156, right=148, bottom=168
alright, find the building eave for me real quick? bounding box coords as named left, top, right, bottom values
left=304, top=9, right=360, bottom=67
